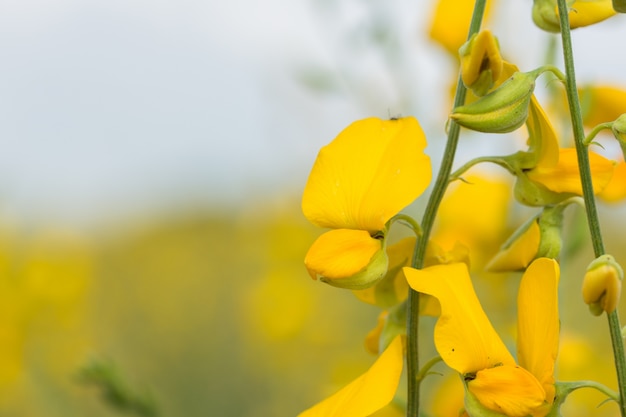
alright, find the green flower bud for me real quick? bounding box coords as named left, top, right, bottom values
left=612, top=114, right=626, bottom=142
left=582, top=254, right=624, bottom=316
left=450, top=71, right=536, bottom=134
left=615, top=0, right=626, bottom=13
left=611, top=114, right=626, bottom=161
left=532, top=0, right=561, bottom=32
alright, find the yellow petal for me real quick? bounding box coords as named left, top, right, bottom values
left=468, top=365, right=546, bottom=417
left=526, top=96, right=559, bottom=168
left=304, top=229, right=383, bottom=282
left=517, top=258, right=560, bottom=404
left=568, top=0, right=617, bottom=28
left=298, top=335, right=404, bottom=417
left=353, top=237, right=413, bottom=308
left=600, top=160, right=626, bottom=202
left=428, top=0, right=494, bottom=55
left=527, top=148, right=615, bottom=194
left=302, top=117, right=431, bottom=232
left=580, top=85, right=626, bottom=127
left=404, top=264, right=515, bottom=374
left=486, top=220, right=540, bottom=272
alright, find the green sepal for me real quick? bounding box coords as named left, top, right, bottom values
left=450, top=71, right=536, bottom=134
left=536, top=204, right=565, bottom=260
left=376, top=302, right=407, bottom=354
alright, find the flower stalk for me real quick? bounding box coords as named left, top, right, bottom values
left=557, top=0, right=626, bottom=414
left=405, top=0, right=488, bottom=415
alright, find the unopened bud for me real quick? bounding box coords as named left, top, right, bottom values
left=615, top=0, right=626, bottom=13
left=582, top=254, right=624, bottom=316
left=459, top=30, right=503, bottom=97
left=450, top=71, right=536, bottom=134
left=612, top=114, right=626, bottom=162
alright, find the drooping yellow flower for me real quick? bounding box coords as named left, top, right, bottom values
left=302, top=117, right=431, bottom=288
left=404, top=258, right=560, bottom=417
left=533, top=0, right=617, bottom=32
left=298, top=335, right=404, bottom=417
left=514, top=96, right=615, bottom=206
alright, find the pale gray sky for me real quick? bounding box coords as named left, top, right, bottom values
left=0, top=0, right=624, bottom=226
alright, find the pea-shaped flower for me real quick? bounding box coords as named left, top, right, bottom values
left=405, top=258, right=560, bottom=417
left=302, top=117, right=431, bottom=289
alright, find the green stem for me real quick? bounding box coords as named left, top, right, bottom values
left=449, top=155, right=516, bottom=181
left=405, top=1, right=487, bottom=415
left=556, top=0, right=626, bottom=415
left=584, top=122, right=614, bottom=146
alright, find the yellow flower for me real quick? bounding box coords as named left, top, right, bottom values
left=428, top=0, right=495, bottom=56
left=404, top=258, right=560, bottom=417
left=514, top=97, right=615, bottom=206
left=533, top=0, right=617, bottom=32
left=298, top=335, right=404, bottom=417
left=302, top=117, right=431, bottom=288
left=582, top=254, right=623, bottom=315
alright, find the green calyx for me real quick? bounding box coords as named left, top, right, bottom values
left=450, top=71, right=536, bottom=134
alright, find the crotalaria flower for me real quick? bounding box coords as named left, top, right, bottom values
left=404, top=258, right=560, bottom=417
left=302, top=117, right=431, bottom=289
left=513, top=96, right=614, bottom=206
left=533, top=0, right=617, bottom=32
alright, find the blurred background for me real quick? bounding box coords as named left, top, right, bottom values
left=1, top=0, right=626, bottom=415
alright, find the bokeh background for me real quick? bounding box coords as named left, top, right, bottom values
left=2, top=0, right=626, bottom=415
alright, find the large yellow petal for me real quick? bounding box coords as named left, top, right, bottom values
left=527, top=148, right=614, bottom=194
left=298, top=335, right=404, bottom=417
left=404, top=264, right=515, bottom=374
left=526, top=96, right=559, bottom=169
left=302, top=117, right=431, bottom=232
left=468, top=365, right=546, bottom=417
left=304, top=229, right=383, bottom=282
left=517, top=258, right=560, bottom=405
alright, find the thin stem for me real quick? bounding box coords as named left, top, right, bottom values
left=584, top=122, right=614, bottom=146
left=405, top=1, right=487, bottom=415
left=556, top=0, right=626, bottom=414
left=449, top=155, right=516, bottom=181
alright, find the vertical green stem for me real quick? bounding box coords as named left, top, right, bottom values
left=556, top=0, right=626, bottom=414
left=405, top=1, right=487, bottom=415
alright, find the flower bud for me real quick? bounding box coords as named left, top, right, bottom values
left=533, top=0, right=617, bottom=32
left=459, top=30, right=503, bottom=97
left=582, top=254, right=624, bottom=316
left=615, top=0, right=626, bottom=13
left=450, top=71, right=536, bottom=134
left=612, top=114, right=626, bottom=142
